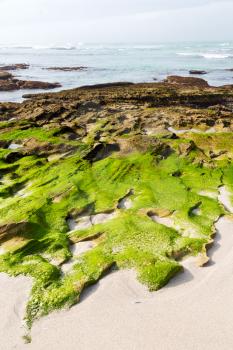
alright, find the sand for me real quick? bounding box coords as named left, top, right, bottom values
left=218, top=186, right=233, bottom=212
left=0, top=274, right=31, bottom=350
left=2, top=186, right=233, bottom=349
left=67, top=211, right=117, bottom=232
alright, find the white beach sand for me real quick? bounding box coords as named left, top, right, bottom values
left=2, top=186, right=233, bottom=349
left=0, top=274, right=31, bottom=350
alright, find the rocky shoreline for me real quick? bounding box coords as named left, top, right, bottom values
left=0, top=64, right=61, bottom=91
left=0, top=77, right=233, bottom=334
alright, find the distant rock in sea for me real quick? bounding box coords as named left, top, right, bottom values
left=0, top=63, right=29, bottom=71
left=44, top=66, right=88, bottom=71
left=0, top=71, right=61, bottom=91
left=189, top=70, right=207, bottom=75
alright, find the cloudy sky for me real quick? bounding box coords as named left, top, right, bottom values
left=0, top=0, right=233, bottom=45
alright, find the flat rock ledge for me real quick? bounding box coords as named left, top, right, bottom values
left=0, top=71, right=61, bottom=91
left=44, top=66, right=88, bottom=71
left=164, top=75, right=209, bottom=87
left=0, top=63, right=29, bottom=71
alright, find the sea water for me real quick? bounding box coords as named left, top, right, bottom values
left=0, top=41, right=233, bottom=102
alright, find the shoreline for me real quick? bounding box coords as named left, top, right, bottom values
left=18, top=215, right=233, bottom=349
left=1, top=79, right=233, bottom=349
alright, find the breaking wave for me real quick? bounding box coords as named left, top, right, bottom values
left=177, top=52, right=233, bottom=59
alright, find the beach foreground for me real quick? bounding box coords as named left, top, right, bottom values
left=2, top=211, right=233, bottom=349
left=1, top=78, right=233, bottom=348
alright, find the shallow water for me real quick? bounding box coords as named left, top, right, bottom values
left=0, top=41, right=233, bottom=102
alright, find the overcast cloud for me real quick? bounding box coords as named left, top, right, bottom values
left=0, top=0, right=232, bottom=45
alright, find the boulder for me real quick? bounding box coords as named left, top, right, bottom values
left=0, top=71, right=12, bottom=80
left=165, top=75, right=209, bottom=88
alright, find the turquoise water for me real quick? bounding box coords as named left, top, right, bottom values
left=0, top=41, right=233, bottom=102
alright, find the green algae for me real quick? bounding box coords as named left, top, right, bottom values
left=0, top=121, right=232, bottom=328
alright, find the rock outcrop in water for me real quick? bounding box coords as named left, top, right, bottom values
left=0, top=70, right=61, bottom=91
left=0, top=77, right=233, bottom=328
left=189, top=70, right=207, bottom=75
left=0, top=63, right=61, bottom=91
left=44, top=66, right=88, bottom=71
left=0, top=64, right=29, bottom=71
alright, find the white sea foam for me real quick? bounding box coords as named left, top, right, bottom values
left=177, top=52, right=233, bottom=59
left=1, top=42, right=233, bottom=103
left=202, top=53, right=232, bottom=59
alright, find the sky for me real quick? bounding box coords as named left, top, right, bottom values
left=0, top=0, right=233, bottom=45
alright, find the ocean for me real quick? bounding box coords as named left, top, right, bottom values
left=0, top=41, right=233, bottom=102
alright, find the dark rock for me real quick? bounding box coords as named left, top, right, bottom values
left=80, top=82, right=134, bottom=90
left=172, top=170, right=182, bottom=177
left=189, top=70, right=207, bottom=75
left=44, top=66, right=88, bottom=71
left=0, top=77, right=61, bottom=91
left=0, top=140, right=10, bottom=148
left=0, top=64, right=29, bottom=71
left=4, top=152, right=23, bottom=163
left=84, top=143, right=120, bottom=162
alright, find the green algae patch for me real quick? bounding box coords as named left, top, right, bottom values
left=0, top=127, right=60, bottom=143
left=0, top=141, right=224, bottom=325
